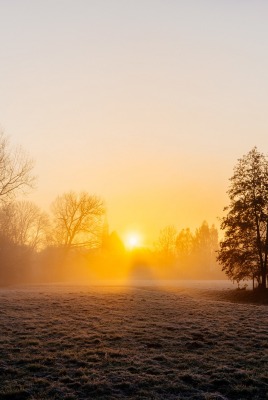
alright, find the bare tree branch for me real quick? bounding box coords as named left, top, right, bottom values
left=0, top=132, right=36, bottom=203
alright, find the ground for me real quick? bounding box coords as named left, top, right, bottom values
left=0, top=282, right=267, bottom=399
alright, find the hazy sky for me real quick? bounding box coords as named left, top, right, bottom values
left=1, top=1, right=268, bottom=244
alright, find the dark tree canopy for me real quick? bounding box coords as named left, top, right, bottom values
left=217, top=147, right=268, bottom=289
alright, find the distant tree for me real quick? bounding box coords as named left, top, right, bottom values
left=102, top=231, right=125, bottom=255
left=0, top=132, right=35, bottom=202
left=193, top=221, right=219, bottom=273
left=0, top=201, right=49, bottom=251
left=217, top=148, right=268, bottom=289
left=155, top=225, right=177, bottom=260
left=0, top=201, right=48, bottom=284
left=51, top=191, right=105, bottom=254
left=176, top=228, right=193, bottom=260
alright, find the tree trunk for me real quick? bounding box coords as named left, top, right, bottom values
left=261, top=221, right=268, bottom=290
left=255, top=216, right=264, bottom=286
left=261, top=271, right=267, bottom=290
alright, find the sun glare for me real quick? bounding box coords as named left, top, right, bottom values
left=125, top=233, right=141, bottom=250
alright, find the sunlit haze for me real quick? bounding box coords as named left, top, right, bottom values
left=1, top=1, right=268, bottom=244
left=124, top=232, right=142, bottom=250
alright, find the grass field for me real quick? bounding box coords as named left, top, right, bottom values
left=0, top=282, right=267, bottom=399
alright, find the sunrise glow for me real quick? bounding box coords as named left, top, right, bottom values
left=125, top=233, right=142, bottom=250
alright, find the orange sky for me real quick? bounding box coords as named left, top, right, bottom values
left=1, top=1, right=268, bottom=245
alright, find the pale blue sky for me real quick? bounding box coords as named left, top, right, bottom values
left=1, top=1, right=268, bottom=242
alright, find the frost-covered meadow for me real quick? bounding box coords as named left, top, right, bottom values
left=0, top=282, right=267, bottom=399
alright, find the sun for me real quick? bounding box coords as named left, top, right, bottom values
left=125, top=233, right=142, bottom=250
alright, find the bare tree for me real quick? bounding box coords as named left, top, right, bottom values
left=155, top=225, right=177, bottom=259
left=176, top=228, right=193, bottom=260
left=51, top=191, right=105, bottom=253
left=0, top=132, right=35, bottom=202
left=0, top=201, right=49, bottom=251
left=0, top=201, right=49, bottom=285
left=192, top=221, right=219, bottom=273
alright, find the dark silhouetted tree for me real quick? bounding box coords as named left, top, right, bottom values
left=217, top=147, right=268, bottom=289
left=51, top=191, right=105, bottom=254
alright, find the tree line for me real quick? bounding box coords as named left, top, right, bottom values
left=152, top=222, right=221, bottom=279
left=0, top=132, right=221, bottom=284
left=0, top=193, right=106, bottom=284
left=0, top=132, right=267, bottom=289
